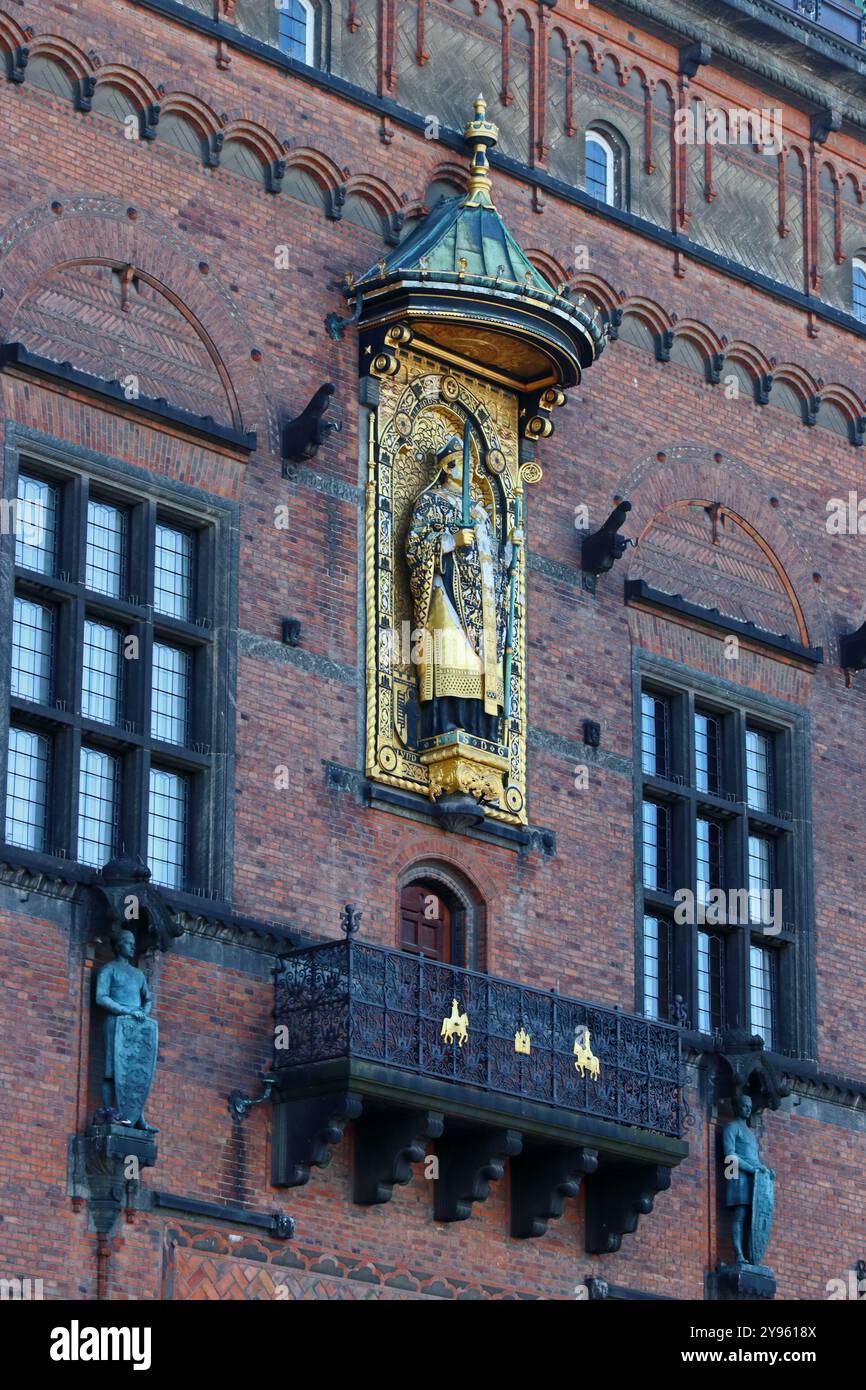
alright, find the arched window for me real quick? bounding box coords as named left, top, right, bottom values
left=584, top=127, right=628, bottom=209
left=585, top=131, right=614, bottom=203
left=278, top=0, right=314, bottom=64
left=853, top=256, right=866, bottom=323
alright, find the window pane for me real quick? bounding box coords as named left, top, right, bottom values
left=696, top=818, right=724, bottom=902
left=5, top=727, right=50, bottom=850
left=697, top=932, right=724, bottom=1035
left=745, top=728, right=772, bottom=811
left=277, top=0, right=310, bottom=61
left=151, top=643, right=190, bottom=745
left=82, top=621, right=122, bottom=725
left=77, top=747, right=117, bottom=867
left=749, top=946, right=774, bottom=1049
left=154, top=525, right=193, bottom=620
left=748, top=834, right=774, bottom=925
left=641, top=692, right=669, bottom=777
left=643, top=914, right=671, bottom=1021
left=11, top=597, right=53, bottom=703
left=694, top=711, right=721, bottom=793
left=642, top=800, right=670, bottom=891
left=586, top=134, right=611, bottom=202
left=854, top=261, right=866, bottom=322
left=16, top=474, right=57, bottom=574
left=86, top=500, right=125, bottom=597
left=148, top=767, right=187, bottom=888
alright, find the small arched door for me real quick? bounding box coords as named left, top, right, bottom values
left=399, top=882, right=452, bottom=961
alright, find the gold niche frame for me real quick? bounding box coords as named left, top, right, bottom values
left=364, top=332, right=542, bottom=826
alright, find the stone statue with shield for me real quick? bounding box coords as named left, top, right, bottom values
left=95, top=927, right=159, bottom=1131
left=722, top=1092, right=775, bottom=1266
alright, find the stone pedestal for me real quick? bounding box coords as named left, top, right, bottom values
left=420, top=730, right=509, bottom=807
left=71, top=1122, right=158, bottom=1235
left=710, top=1262, right=776, bottom=1300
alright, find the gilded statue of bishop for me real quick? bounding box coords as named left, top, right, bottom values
left=406, top=432, right=519, bottom=744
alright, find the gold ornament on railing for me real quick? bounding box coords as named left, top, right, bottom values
left=573, top=1025, right=600, bottom=1080
left=441, top=998, right=469, bottom=1047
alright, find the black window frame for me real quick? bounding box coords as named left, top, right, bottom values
left=0, top=429, right=238, bottom=902
left=634, top=656, right=815, bottom=1059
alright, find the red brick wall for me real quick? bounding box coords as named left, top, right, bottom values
left=0, top=0, right=863, bottom=1300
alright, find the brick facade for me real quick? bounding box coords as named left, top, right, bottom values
left=0, top=0, right=864, bottom=1303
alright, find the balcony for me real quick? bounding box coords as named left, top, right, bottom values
left=763, top=0, right=865, bottom=44
left=271, top=939, right=688, bottom=1250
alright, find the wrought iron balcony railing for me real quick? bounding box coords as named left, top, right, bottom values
left=274, top=939, right=683, bottom=1140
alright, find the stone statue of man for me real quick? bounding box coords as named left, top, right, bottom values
left=405, top=434, right=517, bottom=743
left=95, top=928, right=158, bottom=1132
left=722, top=1092, right=775, bottom=1265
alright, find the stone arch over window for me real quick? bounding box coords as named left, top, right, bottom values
left=281, top=147, right=343, bottom=211
left=397, top=861, right=487, bottom=971
left=0, top=203, right=272, bottom=444
left=25, top=54, right=77, bottom=100
left=668, top=333, right=706, bottom=375
left=158, top=112, right=211, bottom=163
left=723, top=341, right=774, bottom=406
left=619, top=311, right=655, bottom=352
left=91, top=81, right=138, bottom=124
left=816, top=385, right=864, bottom=444
left=11, top=259, right=239, bottom=429
left=620, top=445, right=829, bottom=662
left=424, top=177, right=464, bottom=211
left=630, top=500, right=810, bottom=646
left=342, top=192, right=388, bottom=235
left=220, top=138, right=268, bottom=187
left=768, top=366, right=820, bottom=425
left=584, top=124, right=629, bottom=209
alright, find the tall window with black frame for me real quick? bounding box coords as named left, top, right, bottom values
left=5, top=463, right=216, bottom=891
left=638, top=678, right=804, bottom=1054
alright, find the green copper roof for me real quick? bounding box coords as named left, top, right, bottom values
left=355, top=95, right=554, bottom=294
left=355, top=194, right=554, bottom=293
left=346, top=96, right=606, bottom=381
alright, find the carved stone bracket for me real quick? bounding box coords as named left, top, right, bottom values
left=584, top=1163, right=672, bottom=1254
left=353, top=1107, right=444, bottom=1204
left=434, top=1127, right=522, bottom=1222
left=714, top=1032, right=789, bottom=1114
left=582, top=500, right=633, bottom=579
left=282, top=384, right=341, bottom=463
left=839, top=619, right=866, bottom=673
left=87, top=853, right=182, bottom=955
left=271, top=1092, right=363, bottom=1187
left=71, top=1122, right=158, bottom=1237
left=510, top=1144, right=598, bottom=1239
left=10, top=46, right=28, bottom=84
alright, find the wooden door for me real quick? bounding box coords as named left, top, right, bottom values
left=399, top=883, right=452, bottom=961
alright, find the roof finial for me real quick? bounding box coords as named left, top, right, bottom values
left=462, top=93, right=498, bottom=209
